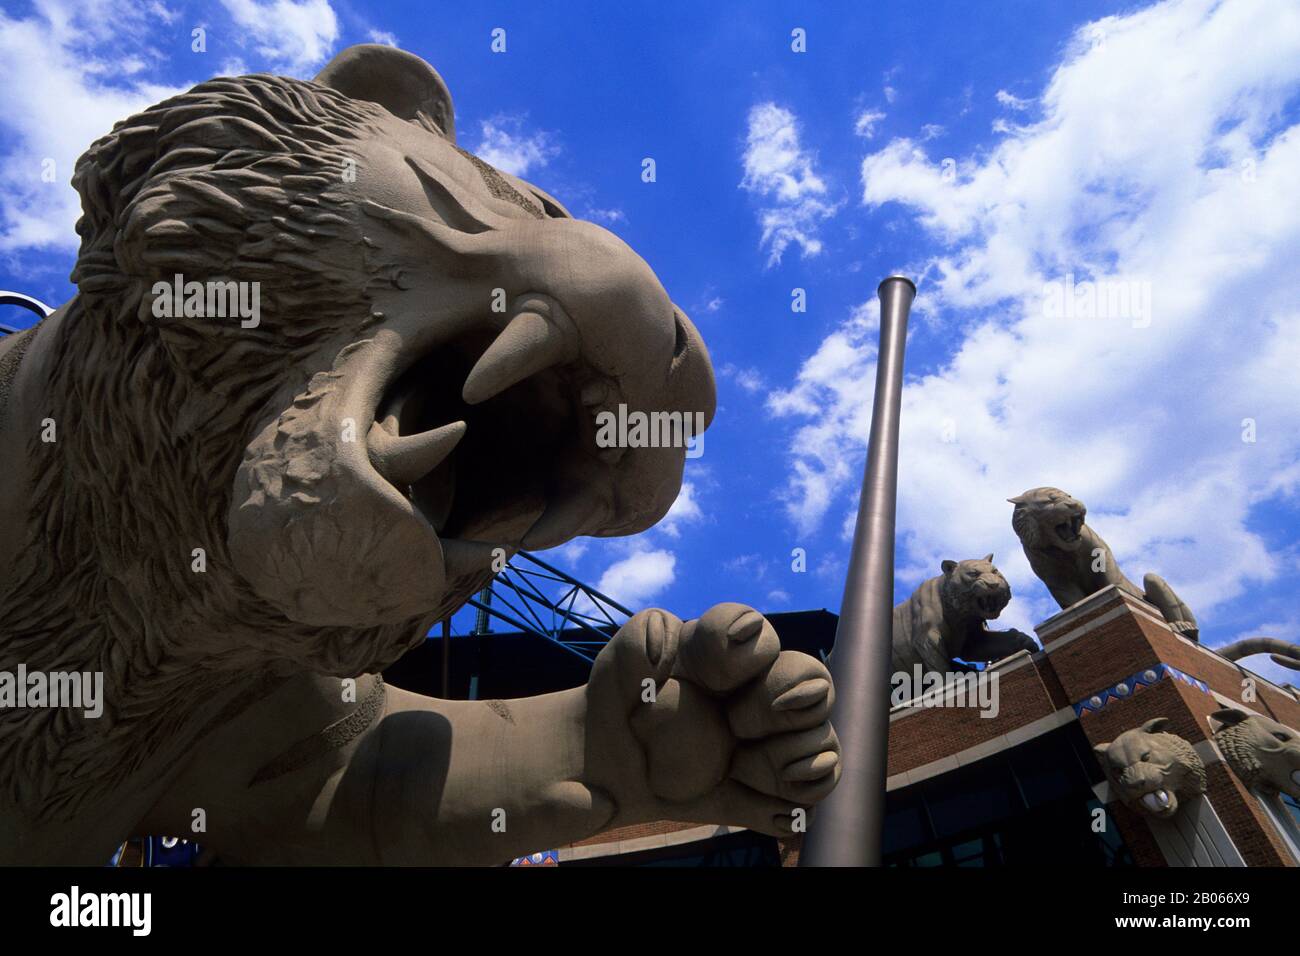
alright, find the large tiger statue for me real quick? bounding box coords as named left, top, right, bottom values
left=0, top=45, right=839, bottom=864
left=1008, top=487, right=1198, bottom=639
left=890, top=555, right=1038, bottom=677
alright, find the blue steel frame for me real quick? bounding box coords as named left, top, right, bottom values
left=467, top=550, right=630, bottom=662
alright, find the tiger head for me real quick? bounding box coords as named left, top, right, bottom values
left=1095, top=718, right=1207, bottom=818
left=940, top=554, right=1012, bottom=621
left=1008, top=486, right=1088, bottom=553
left=1212, top=708, right=1300, bottom=800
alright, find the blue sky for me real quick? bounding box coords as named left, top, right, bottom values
left=2, top=0, right=1299, bottom=684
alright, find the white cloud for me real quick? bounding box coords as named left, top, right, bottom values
left=474, top=114, right=560, bottom=177
left=148, top=2, right=181, bottom=25
left=595, top=548, right=677, bottom=609
left=724, top=553, right=769, bottom=577
left=658, top=481, right=703, bottom=538
left=719, top=363, right=765, bottom=394
left=740, top=102, right=840, bottom=266
left=854, top=108, right=886, bottom=139
left=767, top=299, right=879, bottom=534
left=882, top=67, right=901, bottom=102
left=366, top=29, right=398, bottom=47
left=220, top=0, right=339, bottom=75
left=995, top=89, right=1033, bottom=110
left=584, top=206, right=625, bottom=225
left=545, top=537, right=590, bottom=566
left=773, top=0, right=1300, bottom=633
left=0, top=1, right=187, bottom=252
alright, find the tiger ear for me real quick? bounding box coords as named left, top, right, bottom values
left=315, top=44, right=456, bottom=142
left=941, top=560, right=958, bottom=575
left=1210, top=708, right=1249, bottom=728
left=983, top=553, right=994, bottom=563
left=1141, top=717, right=1172, bottom=735
left=1007, top=495, right=1026, bottom=505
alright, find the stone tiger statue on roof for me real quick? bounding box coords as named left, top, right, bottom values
left=1009, top=487, right=1198, bottom=639
left=890, top=554, right=1038, bottom=678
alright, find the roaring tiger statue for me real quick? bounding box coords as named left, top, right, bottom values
left=1212, top=708, right=1300, bottom=800
left=0, top=45, right=839, bottom=864
left=1095, top=718, right=1207, bottom=818
left=890, top=554, right=1038, bottom=677
left=1008, top=487, right=1198, bottom=639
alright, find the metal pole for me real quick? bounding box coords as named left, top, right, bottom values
left=800, top=275, right=915, bottom=867
left=440, top=618, right=451, bottom=699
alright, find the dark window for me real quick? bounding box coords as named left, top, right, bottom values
left=882, top=724, right=1134, bottom=867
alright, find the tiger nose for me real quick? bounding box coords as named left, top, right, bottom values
left=666, top=306, right=716, bottom=429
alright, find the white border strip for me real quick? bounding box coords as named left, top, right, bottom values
left=1036, top=585, right=1160, bottom=639
left=890, top=650, right=1038, bottom=722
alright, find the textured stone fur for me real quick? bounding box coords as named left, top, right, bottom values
left=0, top=74, right=500, bottom=820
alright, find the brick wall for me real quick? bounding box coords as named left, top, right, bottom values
left=1051, top=595, right=1297, bottom=867
left=563, top=819, right=695, bottom=849
left=1109, top=801, right=1166, bottom=867
left=887, top=657, right=1058, bottom=776
left=1041, top=608, right=1168, bottom=704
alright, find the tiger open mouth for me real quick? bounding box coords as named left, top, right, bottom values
left=976, top=593, right=1006, bottom=617
left=368, top=315, right=627, bottom=551
left=1054, top=514, right=1085, bottom=544
left=361, top=297, right=703, bottom=570
left=1137, top=787, right=1177, bottom=817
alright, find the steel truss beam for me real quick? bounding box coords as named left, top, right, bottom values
left=466, top=551, right=631, bottom=662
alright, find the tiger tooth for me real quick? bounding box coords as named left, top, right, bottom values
left=462, top=309, right=580, bottom=405
left=368, top=420, right=466, bottom=487
left=440, top=538, right=502, bottom=581
left=522, top=490, right=611, bottom=551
